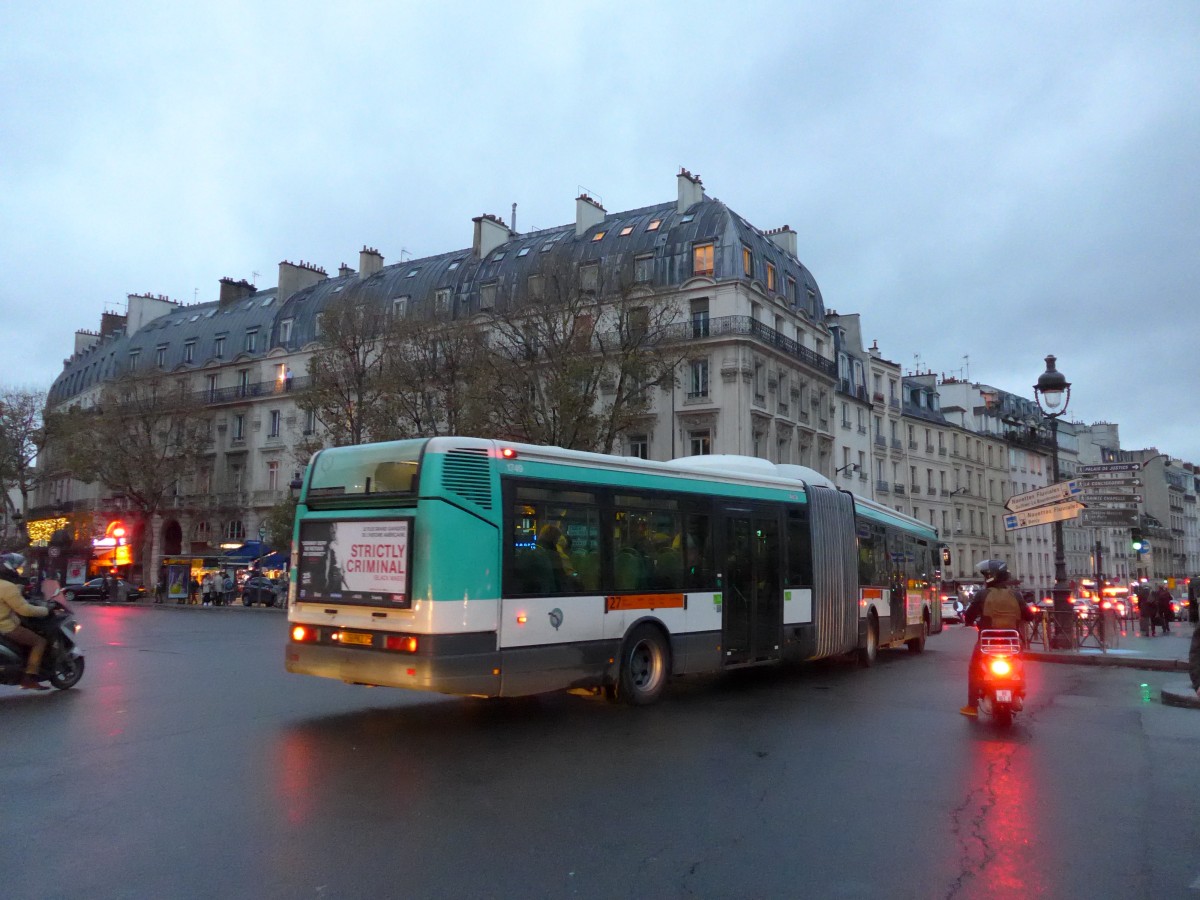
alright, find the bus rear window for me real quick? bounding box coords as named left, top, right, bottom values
left=308, top=440, right=426, bottom=498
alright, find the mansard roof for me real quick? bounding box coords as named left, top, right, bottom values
left=52, top=193, right=827, bottom=404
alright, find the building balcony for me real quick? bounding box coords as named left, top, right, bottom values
left=659, top=315, right=838, bottom=377
left=876, top=480, right=890, bottom=494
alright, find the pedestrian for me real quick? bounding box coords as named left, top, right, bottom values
left=99, top=573, right=111, bottom=604
left=202, top=573, right=214, bottom=606
left=1136, top=582, right=1153, bottom=636
left=187, top=575, right=199, bottom=605
left=1188, top=577, right=1198, bottom=624
left=155, top=572, right=166, bottom=604
left=222, top=571, right=235, bottom=607
left=1154, top=584, right=1173, bottom=635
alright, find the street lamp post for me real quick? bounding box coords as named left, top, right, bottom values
left=1034, top=355, right=1073, bottom=649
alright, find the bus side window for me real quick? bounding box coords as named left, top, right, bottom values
left=786, top=510, right=812, bottom=587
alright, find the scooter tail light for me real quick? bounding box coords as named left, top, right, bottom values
left=989, top=658, right=1012, bottom=677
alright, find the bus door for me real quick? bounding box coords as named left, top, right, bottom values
left=888, top=536, right=908, bottom=643
left=719, top=507, right=782, bottom=665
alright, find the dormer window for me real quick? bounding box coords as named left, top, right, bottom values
left=214, top=335, right=226, bottom=358
left=693, top=242, right=714, bottom=277
left=156, top=345, right=167, bottom=368
left=766, top=263, right=776, bottom=292
left=245, top=328, right=258, bottom=353
left=742, top=246, right=753, bottom=277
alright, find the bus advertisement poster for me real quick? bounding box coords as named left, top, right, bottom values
left=297, top=519, right=412, bottom=608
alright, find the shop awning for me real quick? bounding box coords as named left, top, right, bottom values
left=255, top=551, right=288, bottom=570
left=218, top=540, right=272, bottom=565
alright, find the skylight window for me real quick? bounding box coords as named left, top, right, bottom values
left=680, top=213, right=695, bottom=223
left=448, top=260, right=461, bottom=271
left=619, top=225, right=634, bottom=237
left=516, top=247, right=531, bottom=257
left=541, top=239, right=558, bottom=252
left=646, top=219, right=661, bottom=232
left=406, top=268, right=420, bottom=277
left=492, top=251, right=506, bottom=261
left=591, top=231, right=606, bottom=242
left=260, top=296, right=274, bottom=307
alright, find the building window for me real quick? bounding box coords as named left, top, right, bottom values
left=690, top=300, right=710, bottom=338
left=766, top=263, right=776, bottom=292
left=580, top=263, right=599, bottom=292
left=156, top=345, right=167, bottom=368
left=435, top=288, right=451, bottom=313
left=787, top=276, right=797, bottom=304
left=245, top=329, right=258, bottom=353
left=646, top=219, right=661, bottom=232
left=628, top=435, right=648, bottom=459
left=392, top=296, right=408, bottom=318
left=480, top=283, right=497, bottom=309
left=693, top=243, right=714, bottom=276
left=225, top=520, right=244, bottom=542
left=237, top=369, right=250, bottom=396
left=232, top=414, right=245, bottom=441
left=205, top=374, right=218, bottom=401
left=214, top=335, right=226, bottom=358
left=267, top=460, right=279, bottom=492
left=689, top=430, right=711, bottom=456
left=279, top=318, right=293, bottom=345
left=516, top=247, right=531, bottom=257
left=128, top=350, right=140, bottom=371
left=619, top=225, right=634, bottom=237
left=269, top=410, right=281, bottom=438
left=688, top=359, right=709, bottom=398
left=527, top=274, right=545, bottom=299
left=634, top=254, right=653, bottom=283
left=184, top=341, right=195, bottom=364
left=304, top=408, right=316, bottom=434
left=591, top=230, right=606, bottom=242
left=742, top=245, right=753, bottom=277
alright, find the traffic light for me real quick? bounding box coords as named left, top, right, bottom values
left=1130, top=527, right=1145, bottom=553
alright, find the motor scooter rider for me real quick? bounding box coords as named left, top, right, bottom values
left=960, top=559, right=1032, bottom=717
left=0, top=553, right=51, bottom=690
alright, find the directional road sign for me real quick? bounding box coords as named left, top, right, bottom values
left=1079, top=462, right=1141, bottom=473
left=1005, top=479, right=1083, bottom=513
left=1083, top=493, right=1142, bottom=504
left=1003, top=501, right=1084, bottom=531
left=1081, top=508, right=1138, bottom=527
left=1080, top=475, right=1142, bottom=488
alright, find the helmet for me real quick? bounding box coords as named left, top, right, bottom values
left=976, top=559, right=1009, bottom=585
left=0, top=553, right=26, bottom=583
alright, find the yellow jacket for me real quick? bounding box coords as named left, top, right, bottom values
left=0, top=580, right=48, bottom=634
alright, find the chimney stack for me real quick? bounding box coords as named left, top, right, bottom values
left=677, top=167, right=704, bottom=214
left=359, top=246, right=383, bottom=276
left=764, top=226, right=797, bottom=257
left=472, top=214, right=510, bottom=258
left=277, top=260, right=328, bottom=303
left=218, top=278, right=256, bottom=309
left=575, top=193, right=606, bottom=237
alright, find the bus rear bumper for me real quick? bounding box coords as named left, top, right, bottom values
left=285, top=642, right=502, bottom=697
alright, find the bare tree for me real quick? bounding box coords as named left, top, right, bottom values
left=0, top=387, right=46, bottom=524
left=47, top=371, right=211, bottom=581
left=297, top=298, right=400, bottom=446
left=479, top=259, right=685, bottom=452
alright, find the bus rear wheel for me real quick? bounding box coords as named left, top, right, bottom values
left=858, top=614, right=878, bottom=668
left=907, top=617, right=928, bottom=654
left=613, top=625, right=669, bottom=706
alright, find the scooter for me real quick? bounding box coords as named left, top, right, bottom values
left=0, top=596, right=86, bottom=691
left=973, top=629, right=1025, bottom=727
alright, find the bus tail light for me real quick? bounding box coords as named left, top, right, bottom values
left=385, top=635, right=419, bottom=653
left=500, top=447, right=518, bottom=459
left=292, top=625, right=317, bottom=643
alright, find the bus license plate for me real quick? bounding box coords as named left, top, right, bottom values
left=339, top=632, right=373, bottom=646
left=995, top=689, right=1012, bottom=703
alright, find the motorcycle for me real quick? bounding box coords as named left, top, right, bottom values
left=0, top=595, right=86, bottom=691
left=972, top=629, right=1025, bottom=727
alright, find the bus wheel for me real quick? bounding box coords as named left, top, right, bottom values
left=907, top=617, right=928, bottom=654
left=615, top=625, right=669, bottom=706
left=858, top=614, right=878, bottom=668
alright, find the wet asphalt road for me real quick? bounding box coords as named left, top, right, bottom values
left=2, top=604, right=1198, bottom=900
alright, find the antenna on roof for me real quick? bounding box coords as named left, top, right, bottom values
left=251, top=270, right=260, bottom=286
left=399, top=247, right=411, bottom=262
left=963, top=354, right=970, bottom=381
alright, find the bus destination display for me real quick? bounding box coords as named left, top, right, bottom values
left=297, top=519, right=412, bottom=608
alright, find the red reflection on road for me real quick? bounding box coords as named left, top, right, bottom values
left=954, top=737, right=1047, bottom=899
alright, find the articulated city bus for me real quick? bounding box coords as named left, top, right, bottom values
left=285, top=437, right=943, bottom=704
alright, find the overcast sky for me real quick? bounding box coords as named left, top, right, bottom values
left=3, top=1, right=1197, bottom=461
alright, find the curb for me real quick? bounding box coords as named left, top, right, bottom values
left=1162, top=683, right=1200, bottom=709
left=84, top=601, right=285, bottom=612
left=1024, top=651, right=1188, bottom=673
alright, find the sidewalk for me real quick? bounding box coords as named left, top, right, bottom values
left=1024, top=619, right=1199, bottom=709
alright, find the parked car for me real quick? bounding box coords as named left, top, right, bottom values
left=241, top=576, right=282, bottom=607
left=63, top=578, right=146, bottom=602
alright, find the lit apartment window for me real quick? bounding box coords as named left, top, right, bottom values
left=591, top=231, right=606, bottom=242
left=646, top=219, right=661, bottom=232
left=693, top=243, right=714, bottom=276
left=742, top=246, right=753, bottom=277
left=766, top=263, right=776, bottom=291
left=619, top=225, right=634, bottom=237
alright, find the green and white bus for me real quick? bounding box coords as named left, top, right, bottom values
left=285, top=437, right=943, bottom=704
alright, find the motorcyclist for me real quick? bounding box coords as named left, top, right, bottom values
left=0, top=553, right=51, bottom=690
left=959, top=559, right=1032, bottom=717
